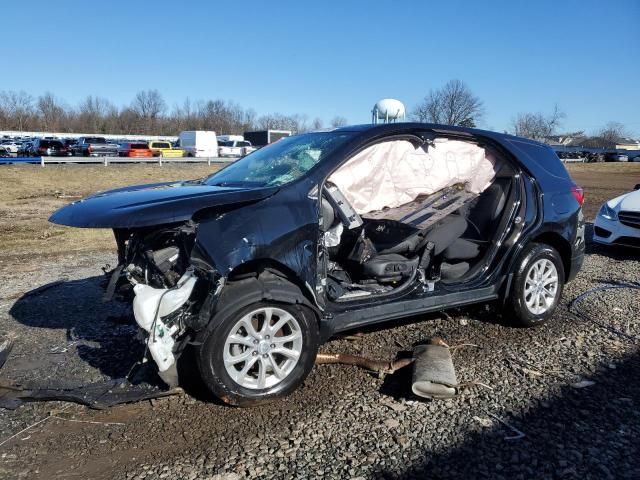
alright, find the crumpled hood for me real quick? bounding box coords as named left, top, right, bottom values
left=49, top=180, right=279, bottom=228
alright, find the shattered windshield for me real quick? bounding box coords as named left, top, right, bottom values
left=203, top=132, right=352, bottom=188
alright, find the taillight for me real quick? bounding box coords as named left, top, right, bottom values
left=87, top=145, right=92, bottom=154
left=38, top=147, right=46, bottom=152
left=571, top=185, right=584, bottom=206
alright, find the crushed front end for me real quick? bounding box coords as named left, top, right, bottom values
left=109, top=222, right=222, bottom=386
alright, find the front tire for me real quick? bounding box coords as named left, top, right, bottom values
left=505, top=243, right=565, bottom=327
left=197, top=302, right=319, bottom=406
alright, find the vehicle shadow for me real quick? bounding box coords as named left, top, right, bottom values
left=7, top=275, right=222, bottom=401
left=376, top=350, right=640, bottom=479
left=8, top=275, right=148, bottom=382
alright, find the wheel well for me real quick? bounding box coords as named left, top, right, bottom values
left=531, top=232, right=571, bottom=281
left=228, top=259, right=318, bottom=307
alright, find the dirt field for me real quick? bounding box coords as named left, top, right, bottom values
left=0, top=164, right=221, bottom=258
left=0, top=163, right=639, bottom=480
left=566, top=162, right=640, bottom=219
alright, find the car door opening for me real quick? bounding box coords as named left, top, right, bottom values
left=319, top=136, right=518, bottom=302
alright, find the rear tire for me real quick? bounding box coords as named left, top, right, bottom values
left=504, top=242, right=564, bottom=327
left=197, top=302, right=319, bottom=406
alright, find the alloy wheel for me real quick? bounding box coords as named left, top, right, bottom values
left=223, top=307, right=303, bottom=389
left=523, top=258, right=559, bottom=315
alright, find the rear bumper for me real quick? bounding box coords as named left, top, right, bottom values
left=157, top=151, right=184, bottom=157
left=567, top=251, right=584, bottom=282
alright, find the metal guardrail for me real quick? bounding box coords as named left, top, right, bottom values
left=0, top=156, right=236, bottom=166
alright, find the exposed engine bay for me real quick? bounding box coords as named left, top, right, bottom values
left=108, top=223, right=218, bottom=385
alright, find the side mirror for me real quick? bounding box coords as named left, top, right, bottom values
left=634, top=184, right=640, bottom=191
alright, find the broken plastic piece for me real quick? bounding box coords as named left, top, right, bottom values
left=133, top=271, right=197, bottom=372
left=0, top=377, right=183, bottom=410
left=0, top=333, right=16, bottom=371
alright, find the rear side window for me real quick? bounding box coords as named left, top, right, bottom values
left=508, top=139, right=571, bottom=180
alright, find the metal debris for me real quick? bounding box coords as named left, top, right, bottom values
left=315, top=352, right=413, bottom=375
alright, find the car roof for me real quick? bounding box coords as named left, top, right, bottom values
left=332, top=122, right=547, bottom=148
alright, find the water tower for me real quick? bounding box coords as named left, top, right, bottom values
left=372, top=98, right=406, bottom=124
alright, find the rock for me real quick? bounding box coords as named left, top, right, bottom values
left=384, top=419, right=400, bottom=429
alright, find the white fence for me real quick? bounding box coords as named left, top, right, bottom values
left=38, top=156, right=236, bottom=166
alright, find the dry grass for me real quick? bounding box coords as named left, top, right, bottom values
left=0, top=162, right=638, bottom=262
left=0, top=164, right=220, bottom=259
left=566, top=162, right=640, bottom=219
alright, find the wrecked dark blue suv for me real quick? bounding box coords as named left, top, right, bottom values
left=50, top=123, right=585, bottom=405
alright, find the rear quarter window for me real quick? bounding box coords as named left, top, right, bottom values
left=508, top=139, right=571, bottom=180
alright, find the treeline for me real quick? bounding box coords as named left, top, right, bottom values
left=0, top=89, right=348, bottom=135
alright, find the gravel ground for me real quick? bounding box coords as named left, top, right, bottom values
left=0, top=238, right=638, bottom=480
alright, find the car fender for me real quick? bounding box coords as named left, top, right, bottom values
left=195, top=269, right=320, bottom=340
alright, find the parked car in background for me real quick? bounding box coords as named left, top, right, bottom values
left=148, top=140, right=185, bottom=158
left=1, top=141, right=21, bottom=154
left=0, top=147, right=11, bottom=157
left=63, top=138, right=78, bottom=152
left=218, top=139, right=256, bottom=157
left=178, top=131, right=218, bottom=157
left=118, top=142, right=153, bottom=157
left=16, top=141, right=33, bottom=156
left=25, top=139, right=70, bottom=157
left=72, top=137, right=119, bottom=157
left=593, top=184, right=640, bottom=248
left=604, top=152, right=629, bottom=162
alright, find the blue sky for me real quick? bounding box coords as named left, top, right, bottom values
left=2, top=0, right=639, bottom=135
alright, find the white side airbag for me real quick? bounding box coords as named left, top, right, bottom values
left=328, top=139, right=496, bottom=215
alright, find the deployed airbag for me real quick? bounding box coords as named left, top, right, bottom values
left=329, top=139, right=496, bottom=215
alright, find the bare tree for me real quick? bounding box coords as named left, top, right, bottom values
left=412, top=79, right=483, bottom=127
left=257, top=113, right=309, bottom=132
left=330, top=115, right=348, bottom=128
left=0, top=90, right=35, bottom=131
left=131, top=89, right=166, bottom=133
left=132, top=89, right=166, bottom=118
left=37, top=92, right=67, bottom=132
left=510, top=104, right=565, bottom=141
left=76, top=96, right=117, bottom=133
left=0, top=88, right=339, bottom=136
left=596, top=121, right=628, bottom=144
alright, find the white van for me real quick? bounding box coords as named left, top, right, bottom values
left=178, top=131, right=218, bottom=157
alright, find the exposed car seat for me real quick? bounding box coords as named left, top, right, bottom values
left=443, top=238, right=480, bottom=261
left=361, top=216, right=468, bottom=283
left=439, top=178, right=513, bottom=280
left=464, top=178, right=511, bottom=239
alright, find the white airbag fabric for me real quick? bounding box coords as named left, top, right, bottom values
left=328, top=139, right=496, bottom=214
